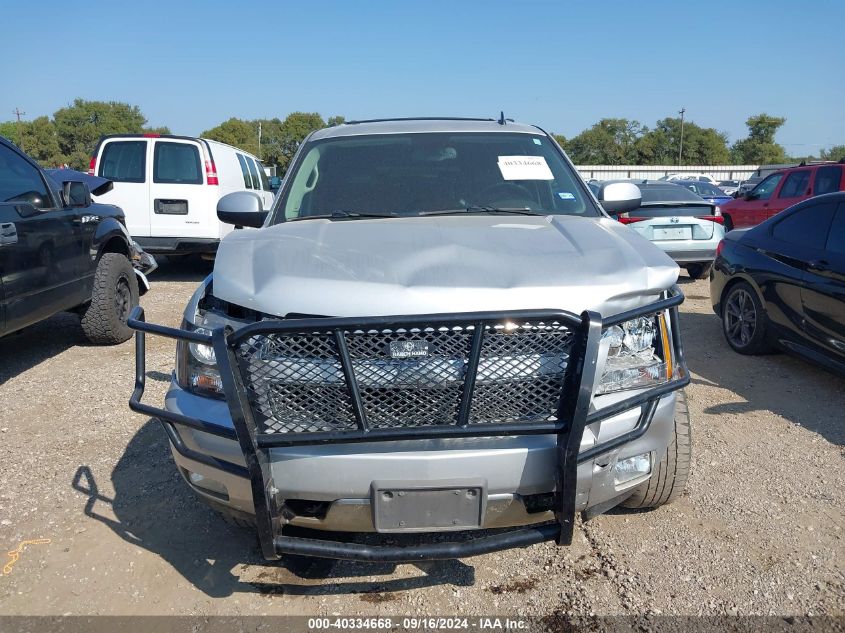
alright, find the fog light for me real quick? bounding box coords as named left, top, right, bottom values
left=188, top=471, right=228, bottom=498
left=614, top=453, right=652, bottom=485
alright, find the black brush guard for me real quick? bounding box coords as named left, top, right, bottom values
left=128, top=286, right=688, bottom=562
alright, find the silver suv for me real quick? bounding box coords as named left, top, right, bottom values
left=129, top=118, right=691, bottom=562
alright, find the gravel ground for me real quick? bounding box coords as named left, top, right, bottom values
left=0, top=258, right=842, bottom=620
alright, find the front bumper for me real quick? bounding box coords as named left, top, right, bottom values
left=128, top=289, right=688, bottom=562
left=655, top=237, right=721, bottom=264
left=166, top=382, right=678, bottom=531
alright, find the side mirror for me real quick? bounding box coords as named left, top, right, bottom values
left=599, top=182, right=642, bottom=215
left=62, top=181, right=92, bottom=207
left=217, top=191, right=268, bottom=228
left=15, top=203, right=40, bottom=219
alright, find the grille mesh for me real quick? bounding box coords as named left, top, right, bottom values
left=234, top=320, right=574, bottom=435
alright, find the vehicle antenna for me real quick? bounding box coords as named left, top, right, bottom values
left=498, top=111, right=506, bottom=125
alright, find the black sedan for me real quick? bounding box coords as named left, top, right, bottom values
left=710, top=192, right=845, bottom=374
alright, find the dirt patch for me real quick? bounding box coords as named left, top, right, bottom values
left=488, top=577, right=539, bottom=594
left=358, top=591, right=398, bottom=603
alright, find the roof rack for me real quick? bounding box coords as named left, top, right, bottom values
left=344, top=116, right=499, bottom=125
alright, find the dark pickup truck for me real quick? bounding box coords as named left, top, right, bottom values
left=0, top=136, right=155, bottom=344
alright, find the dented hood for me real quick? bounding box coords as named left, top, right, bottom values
left=212, top=215, right=679, bottom=319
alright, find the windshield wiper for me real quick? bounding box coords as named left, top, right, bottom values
left=288, top=210, right=399, bottom=221
left=419, top=206, right=539, bottom=217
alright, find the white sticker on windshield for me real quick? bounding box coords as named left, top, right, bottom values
left=558, top=192, right=575, bottom=200
left=497, top=155, right=554, bottom=181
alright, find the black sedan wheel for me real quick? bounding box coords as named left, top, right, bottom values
left=722, top=281, right=770, bottom=355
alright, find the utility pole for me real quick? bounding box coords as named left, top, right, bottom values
left=677, top=107, right=686, bottom=167
left=257, top=120, right=262, bottom=160
left=12, top=107, right=26, bottom=149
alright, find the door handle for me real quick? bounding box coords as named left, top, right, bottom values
left=809, top=259, right=830, bottom=272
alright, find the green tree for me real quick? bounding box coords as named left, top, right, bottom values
left=52, top=99, right=152, bottom=169
left=731, top=114, right=787, bottom=164
left=635, top=118, right=730, bottom=165
left=820, top=144, right=845, bottom=161
left=566, top=119, right=643, bottom=165
left=201, top=117, right=259, bottom=156
left=0, top=121, right=25, bottom=147
left=327, top=115, right=346, bottom=127
left=143, top=125, right=172, bottom=136
left=276, top=112, right=326, bottom=174
left=18, top=117, right=62, bottom=165
left=552, top=134, right=567, bottom=151
left=201, top=113, right=332, bottom=173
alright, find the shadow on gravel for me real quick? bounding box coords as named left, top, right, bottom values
left=0, top=312, right=86, bottom=386
left=151, top=255, right=213, bottom=283
left=678, top=310, right=845, bottom=446
left=71, top=419, right=475, bottom=599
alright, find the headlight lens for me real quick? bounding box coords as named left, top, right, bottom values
left=596, top=315, right=673, bottom=395
left=177, top=312, right=225, bottom=399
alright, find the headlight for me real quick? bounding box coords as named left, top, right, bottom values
left=176, top=311, right=225, bottom=399
left=596, top=314, right=673, bottom=395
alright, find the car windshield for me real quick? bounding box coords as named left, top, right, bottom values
left=677, top=181, right=724, bottom=196
left=272, top=132, right=598, bottom=222
left=631, top=184, right=713, bottom=217
left=638, top=184, right=705, bottom=203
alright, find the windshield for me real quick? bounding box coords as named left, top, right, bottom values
left=272, top=132, right=598, bottom=222
left=632, top=184, right=713, bottom=217
left=676, top=181, right=725, bottom=197
left=639, top=184, right=707, bottom=203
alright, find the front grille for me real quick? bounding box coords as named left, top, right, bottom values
left=234, top=319, right=575, bottom=435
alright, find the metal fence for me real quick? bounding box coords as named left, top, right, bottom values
left=576, top=165, right=759, bottom=182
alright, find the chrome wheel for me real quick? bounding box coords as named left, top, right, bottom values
left=724, top=287, right=757, bottom=348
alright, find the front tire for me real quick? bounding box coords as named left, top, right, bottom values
left=621, top=391, right=691, bottom=509
left=721, top=281, right=770, bottom=355
left=80, top=253, right=138, bottom=345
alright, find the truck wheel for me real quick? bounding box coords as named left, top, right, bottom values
left=621, top=390, right=691, bottom=509
left=80, top=253, right=138, bottom=345
left=684, top=263, right=710, bottom=279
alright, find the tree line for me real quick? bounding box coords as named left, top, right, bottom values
left=2, top=99, right=843, bottom=173
left=554, top=115, right=844, bottom=166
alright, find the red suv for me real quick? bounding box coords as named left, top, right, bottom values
left=721, top=161, right=845, bottom=230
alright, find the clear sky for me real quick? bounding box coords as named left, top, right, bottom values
left=2, top=0, right=843, bottom=153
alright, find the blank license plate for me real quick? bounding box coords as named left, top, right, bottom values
left=372, top=484, right=484, bottom=533
left=154, top=199, right=188, bottom=215
left=654, top=226, right=691, bottom=240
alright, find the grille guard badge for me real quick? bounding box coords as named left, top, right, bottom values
left=389, top=339, right=430, bottom=358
